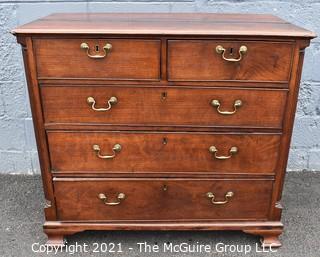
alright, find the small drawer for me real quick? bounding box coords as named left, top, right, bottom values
left=168, top=40, right=293, bottom=83
left=34, top=39, right=161, bottom=80
left=54, top=178, right=273, bottom=221
left=41, top=86, right=287, bottom=129
left=48, top=132, right=281, bottom=174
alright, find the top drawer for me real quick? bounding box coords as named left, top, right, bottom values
left=168, top=40, right=293, bottom=83
left=34, top=39, right=161, bottom=80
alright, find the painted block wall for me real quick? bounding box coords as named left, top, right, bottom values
left=0, top=0, right=319, bottom=174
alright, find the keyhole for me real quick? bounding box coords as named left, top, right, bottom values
left=163, top=184, right=168, bottom=191
left=95, top=45, right=99, bottom=52
left=161, top=92, right=167, bottom=101
left=230, top=47, right=233, bottom=55
left=163, top=137, right=168, bottom=145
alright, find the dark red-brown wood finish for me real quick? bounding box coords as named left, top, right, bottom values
left=13, top=13, right=315, bottom=247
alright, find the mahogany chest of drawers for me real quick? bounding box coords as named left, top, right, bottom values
left=13, top=13, right=315, bottom=247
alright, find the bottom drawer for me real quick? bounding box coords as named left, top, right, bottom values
left=54, top=178, right=273, bottom=221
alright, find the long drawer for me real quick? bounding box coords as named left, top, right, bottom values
left=168, top=40, right=293, bottom=82
left=48, top=132, right=281, bottom=174
left=41, top=86, right=287, bottom=129
left=54, top=178, right=273, bottom=221
left=34, top=39, right=161, bottom=80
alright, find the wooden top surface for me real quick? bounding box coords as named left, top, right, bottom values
left=12, top=13, right=316, bottom=38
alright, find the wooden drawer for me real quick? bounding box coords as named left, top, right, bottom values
left=48, top=132, right=281, bottom=174
left=41, top=86, right=287, bottom=129
left=34, top=39, right=160, bottom=80
left=168, top=40, right=293, bottom=83
left=54, top=178, right=273, bottom=221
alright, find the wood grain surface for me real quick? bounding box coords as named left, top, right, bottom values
left=54, top=178, right=273, bottom=220
left=41, top=86, right=288, bottom=129
left=34, top=39, right=160, bottom=80
left=12, top=13, right=315, bottom=38
left=47, top=131, right=281, bottom=174
left=13, top=13, right=314, bottom=246
left=168, top=40, right=293, bottom=82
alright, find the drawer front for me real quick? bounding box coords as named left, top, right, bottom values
left=168, top=40, right=293, bottom=82
left=34, top=39, right=160, bottom=80
left=54, top=178, right=273, bottom=221
left=41, top=86, right=287, bottom=129
left=48, top=132, right=281, bottom=174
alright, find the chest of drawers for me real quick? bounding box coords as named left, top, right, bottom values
left=13, top=13, right=315, bottom=247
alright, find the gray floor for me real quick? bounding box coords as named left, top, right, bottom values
left=0, top=172, right=319, bottom=257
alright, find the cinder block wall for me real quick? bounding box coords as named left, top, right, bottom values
left=0, top=0, right=319, bottom=174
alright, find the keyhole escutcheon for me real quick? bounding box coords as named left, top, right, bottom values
left=161, top=92, right=167, bottom=101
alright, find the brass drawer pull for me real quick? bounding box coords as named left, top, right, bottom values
left=216, top=45, right=247, bottom=62
left=93, top=144, right=122, bottom=159
left=98, top=193, right=125, bottom=206
left=209, top=146, right=238, bottom=160
left=80, top=42, right=112, bottom=59
left=211, top=99, right=242, bottom=115
left=206, top=191, right=234, bottom=205
left=87, top=96, right=118, bottom=112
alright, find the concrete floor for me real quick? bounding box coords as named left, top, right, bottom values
left=0, top=172, right=319, bottom=257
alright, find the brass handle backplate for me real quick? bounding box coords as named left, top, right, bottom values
left=98, top=193, right=125, bottom=206
left=216, top=45, right=247, bottom=62
left=93, top=144, right=122, bottom=159
left=211, top=99, right=242, bottom=115
left=209, top=146, right=238, bottom=160
left=80, top=42, right=112, bottom=59
left=87, top=96, right=118, bottom=112
left=206, top=191, right=234, bottom=205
